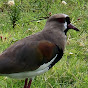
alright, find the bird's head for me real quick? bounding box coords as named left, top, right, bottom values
left=45, top=14, right=79, bottom=34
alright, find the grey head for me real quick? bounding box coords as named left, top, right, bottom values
left=44, top=14, right=79, bottom=35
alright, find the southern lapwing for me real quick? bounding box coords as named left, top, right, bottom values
left=0, top=14, right=79, bottom=88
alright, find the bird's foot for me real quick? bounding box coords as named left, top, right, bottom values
left=24, top=78, right=32, bottom=88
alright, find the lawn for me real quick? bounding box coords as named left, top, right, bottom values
left=0, top=0, right=88, bottom=88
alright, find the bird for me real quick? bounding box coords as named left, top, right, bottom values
left=0, top=14, right=79, bottom=88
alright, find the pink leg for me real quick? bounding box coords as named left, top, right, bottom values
left=27, top=78, right=32, bottom=88
left=24, top=78, right=28, bottom=88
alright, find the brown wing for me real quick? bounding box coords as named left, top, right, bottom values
left=0, top=40, right=58, bottom=74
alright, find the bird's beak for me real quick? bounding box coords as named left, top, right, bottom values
left=67, top=23, right=79, bottom=31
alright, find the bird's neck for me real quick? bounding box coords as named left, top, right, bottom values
left=42, top=29, right=66, bottom=51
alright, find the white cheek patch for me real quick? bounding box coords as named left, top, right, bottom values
left=64, top=22, right=67, bottom=30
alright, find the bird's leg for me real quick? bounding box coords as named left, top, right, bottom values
left=27, top=78, right=32, bottom=88
left=24, top=78, right=28, bottom=88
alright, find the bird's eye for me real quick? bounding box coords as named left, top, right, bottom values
left=58, top=18, right=65, bottom=23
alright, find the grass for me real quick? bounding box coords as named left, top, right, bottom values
left=0, top=0, right=88, bottom=88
